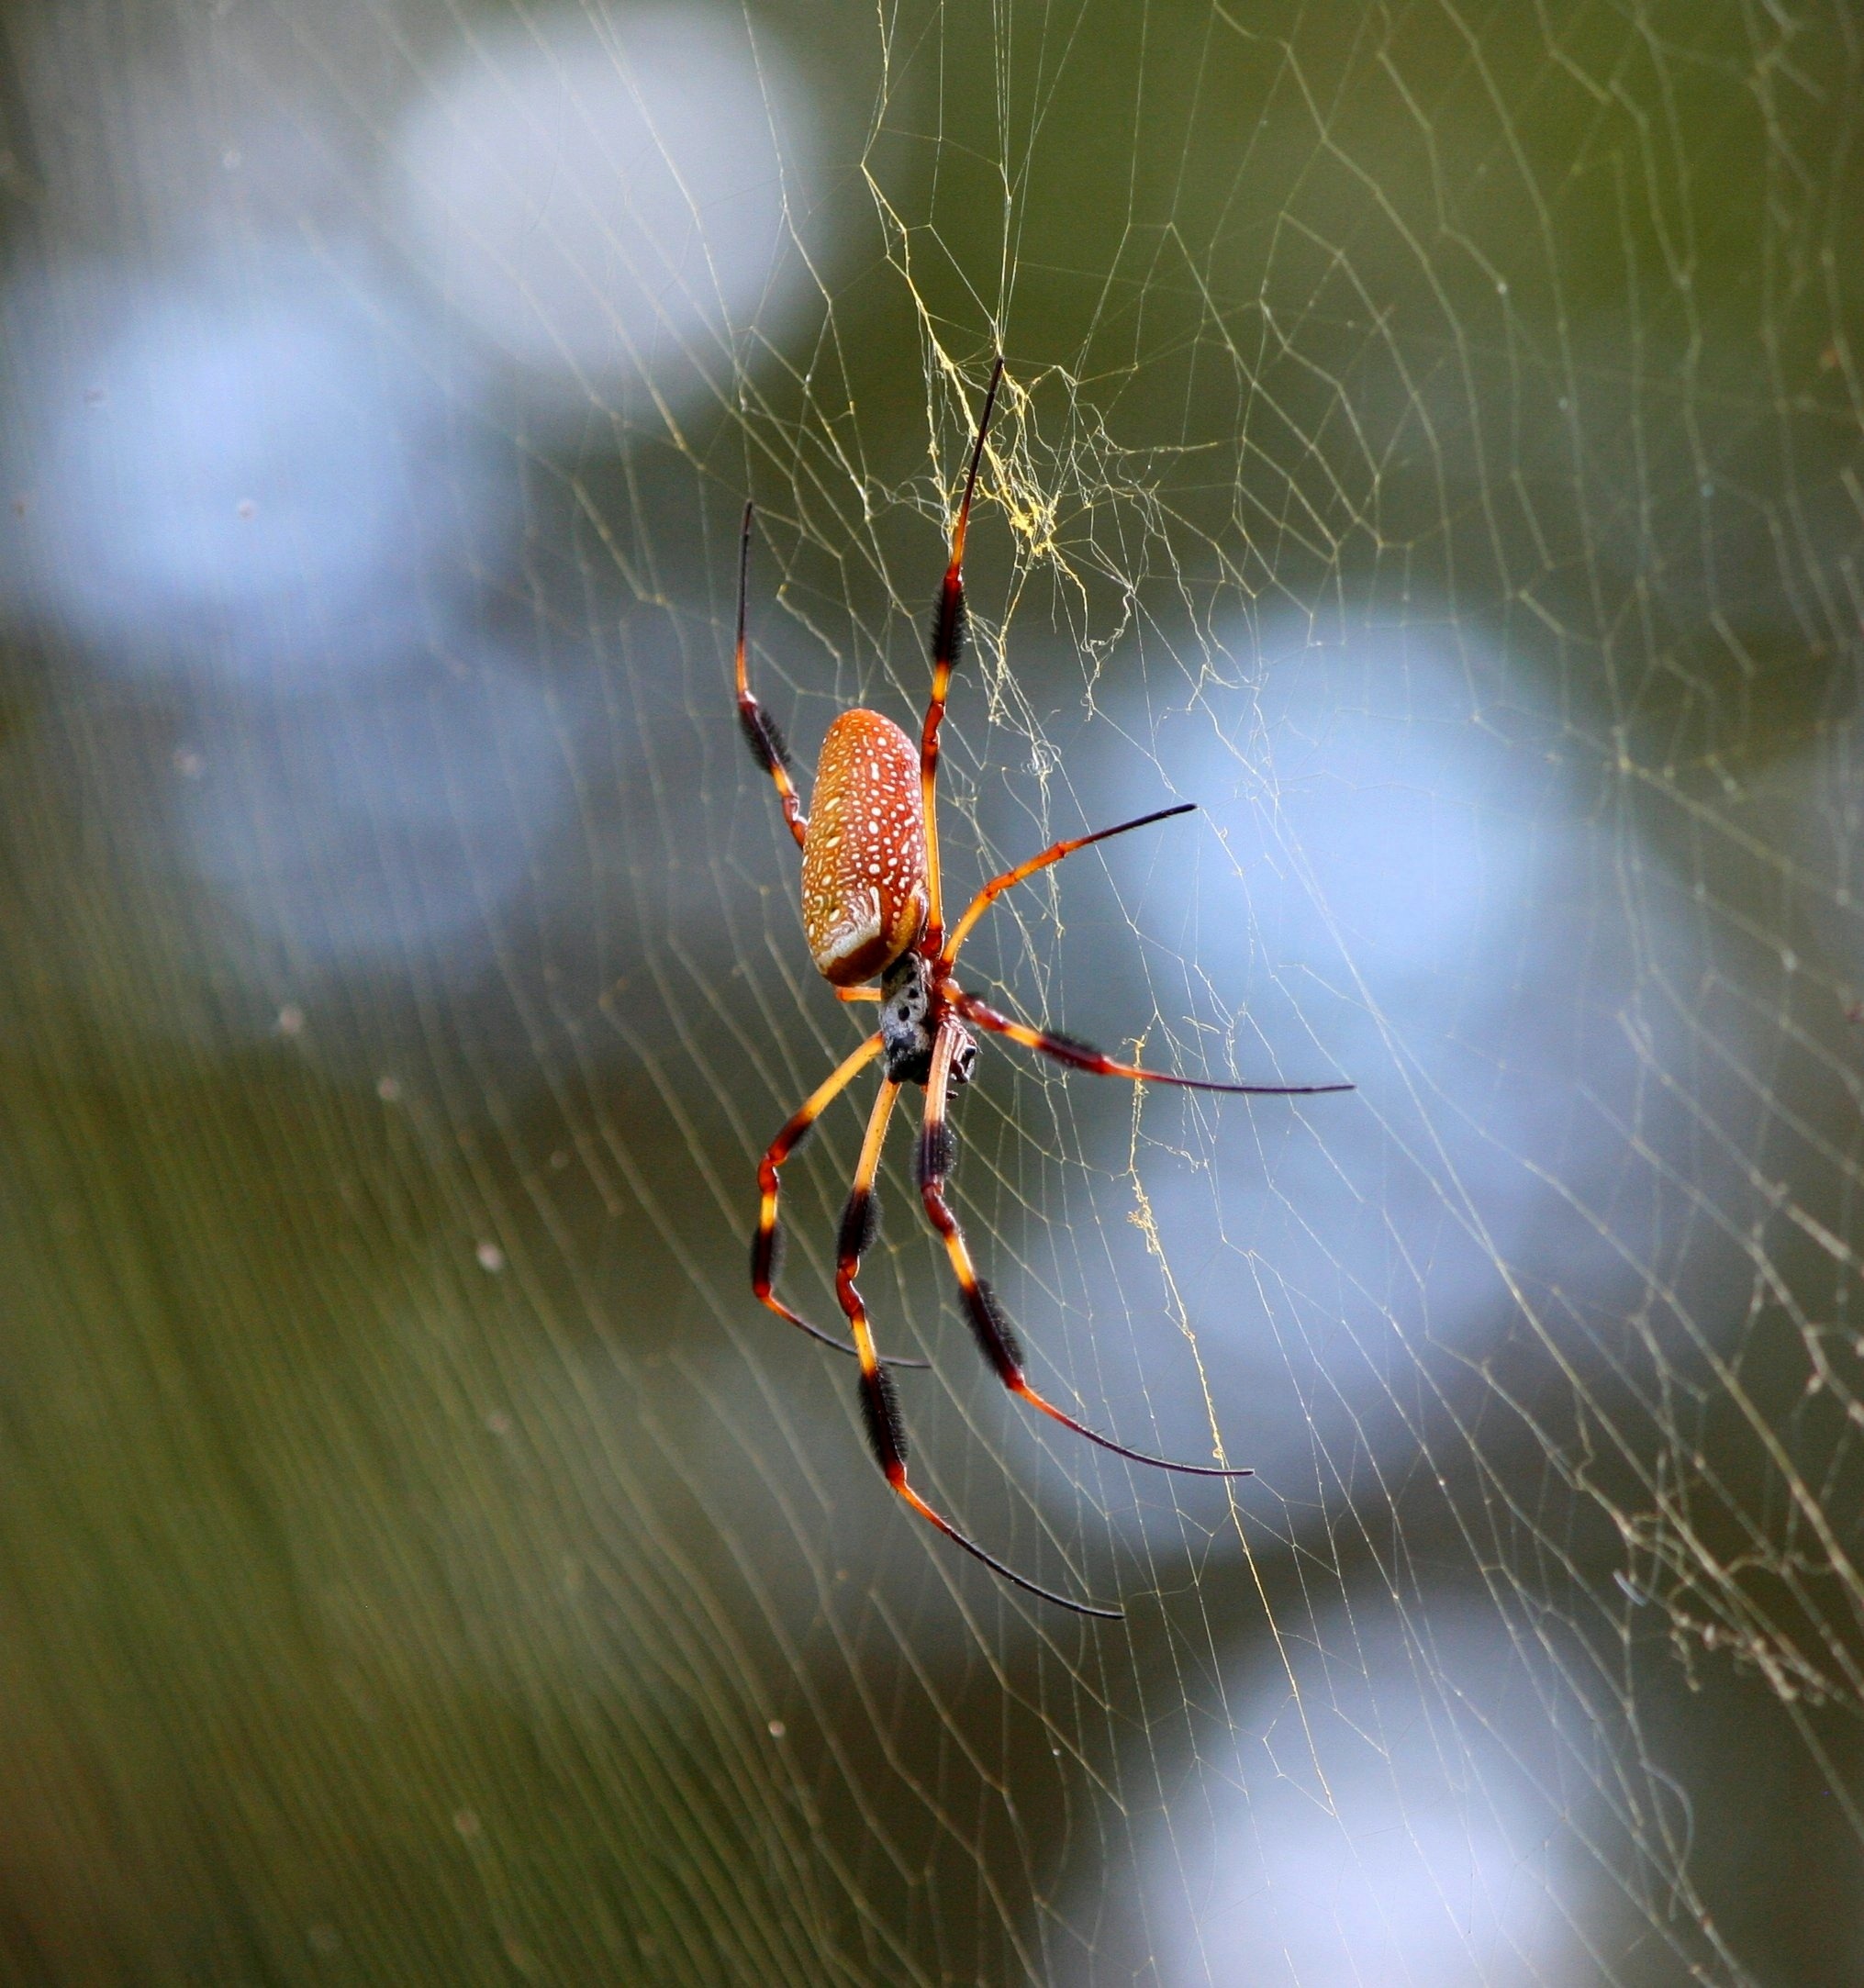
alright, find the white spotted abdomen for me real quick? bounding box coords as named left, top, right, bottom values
left=800, top=709, right=928, bottom=985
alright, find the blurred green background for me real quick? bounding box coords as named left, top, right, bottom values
left=1, top=1, right=1861, bottom=1982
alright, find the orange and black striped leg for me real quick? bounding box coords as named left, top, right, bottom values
left=916, top=1022, right=1252, bottom=1480
left=754, top=1032, right=928, bottom=1368
left=938, top=803, right=1196, bottom=969
left=953, top=990, right=1355, bottom=1099
left=838, top=1065, right=1120, bottom=1619
left=733, top=502, right=808, bottom=850
left=919, top=356, right=1005, bottom=953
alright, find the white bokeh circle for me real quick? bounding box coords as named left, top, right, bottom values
left=394, top=4, right=821, bottom=410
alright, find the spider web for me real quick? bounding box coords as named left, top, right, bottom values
left=0, top=0, right=1859, bottom=1982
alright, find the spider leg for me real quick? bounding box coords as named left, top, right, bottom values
left=917, top=1022, right=1253, bottom=1480
left=953, top=991, right=1354, bottom=1098
left=919, top=356, right=1006, bottom=954
left=838, top=1067, right=1120, bottom=1619
left=733, top=502, right=809, bottom=850
left=939, top=802, right=1196, bottom=968
left=755, top=1031, right=929, bottom=1369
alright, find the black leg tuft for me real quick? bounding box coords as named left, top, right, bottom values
left=930, top=576, right=966, bottom=674
left=738, top=700, right=795, bottom=776
left=962, top=1278, right=1024, bottom=1382
left=914, top=1117, right=956, bottom=1191
left=860, top=1366, right=908, bottom=1470
left=837, top=1186, right=880, bottom=1265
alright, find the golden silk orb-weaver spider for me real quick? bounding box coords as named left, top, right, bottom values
left=735, top=358, right=1351, bottom=1617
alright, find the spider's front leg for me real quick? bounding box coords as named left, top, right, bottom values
left=834, top=1075, right=909, bottom=1469
left=917, top=1007, right=1256, bottom=1480
left=753, top=1032, right=927, bottom=1368
left=914, top=1015, right=1024, bottom=1389
left=836, top=1047, right=1118, bottom=1618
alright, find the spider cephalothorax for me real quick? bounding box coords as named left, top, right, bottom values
left=734, top=357, right=1351, bottom=1616
left=877, top=954, right=975, bottom=1089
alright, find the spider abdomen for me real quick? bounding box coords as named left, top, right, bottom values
left=800, top=709, right=929, bottom=986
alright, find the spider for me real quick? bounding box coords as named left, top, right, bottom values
left=735, top=358, right=1350, bottom=1616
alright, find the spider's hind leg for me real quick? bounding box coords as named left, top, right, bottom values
left=732, top=502, right=808, bottom=849
left=918, top=356, right=1005, bottom=954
